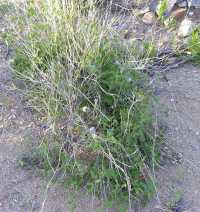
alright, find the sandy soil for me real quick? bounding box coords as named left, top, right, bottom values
left=139, top=64, right=200, bottom=212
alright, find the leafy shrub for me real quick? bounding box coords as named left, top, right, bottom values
left=188, top=28, right=200, bottom=63
left=10, top=0, right=161, bottom=208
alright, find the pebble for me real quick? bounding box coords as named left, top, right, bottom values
left=89, top=126, right=96, bottom=134
left=136, top=6, right=150, bottom=16
left=188, top=11, right=194, bottom=16
left=170, top=98, right=175, bottom=102
left=177, top=18, right=194, bottom=37
left=81, top=106, right=90, bottom=113
left=142, top=11, right=156, bottom=25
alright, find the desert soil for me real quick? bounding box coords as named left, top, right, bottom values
left=137, top=63, right=200, bottom=212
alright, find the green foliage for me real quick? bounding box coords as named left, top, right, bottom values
left=157, top=0, right=168, bottom=21
left=164, top=17, right=177, bottom=29
left=12, top=48, right=32, bottom=76
left=142, top=42, right=157, bottom=58
left=0, top=2, right=13, bottom=16
left=188, top=28, right=200, bottom=63
left=10, top=0, right=162, bottom=208
left=130, top=41, right=157, bottom=63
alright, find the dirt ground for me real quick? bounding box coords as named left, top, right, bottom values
left=137, top=64, right=200, bottom=212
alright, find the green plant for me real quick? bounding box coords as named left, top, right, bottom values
left=166, top=189, right=183, bottom=211
left=142, top=41, right=157, bottom=58
left=157, top=0, right=168, bottom=22
left=155, top=0, right=177, bottom=29
left=188, top=28, right=200, bottom=63
left=0, top=2, right=13, bottom=16
left=164, top=17, right=177, bottom=29
left=10, top=0, right=162, bottom=208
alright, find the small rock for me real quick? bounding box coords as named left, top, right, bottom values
left=142, top=11, right=156, bottom=25
left=170, top=98, right=175, bottom=102
left=188, top=11, right=194, bottom=16
left=170, top=7, right=186, bottom=21
left=177, top=18, right=194, bottom=37
left=136, top=6, right=150, bottom=16
left=89, top=126, right=96, bottom=137
left=81, top=106, right=90, bottom=113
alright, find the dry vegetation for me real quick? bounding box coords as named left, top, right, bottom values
left=1, top=0, right=200, bottom=210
